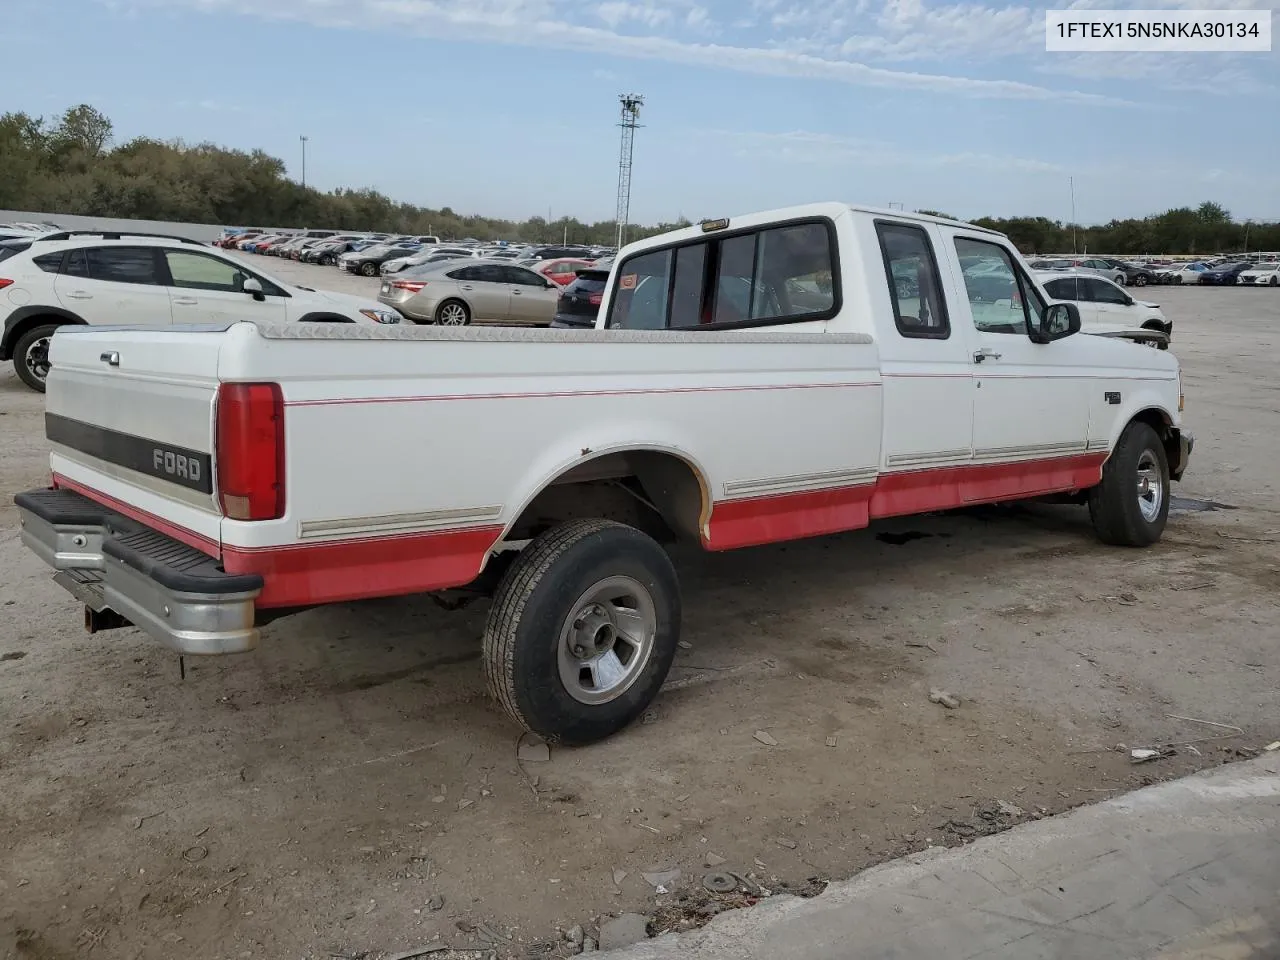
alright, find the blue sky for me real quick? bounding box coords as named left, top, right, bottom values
left=8, top=0, right=1278, bottom=225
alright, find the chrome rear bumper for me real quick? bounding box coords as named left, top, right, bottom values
left=16, top=488, right=262, bottom=655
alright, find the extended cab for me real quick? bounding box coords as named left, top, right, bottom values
left=15, top=204, right=1192, bottom=744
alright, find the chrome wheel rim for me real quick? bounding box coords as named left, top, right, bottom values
left=24, top=336, right=52, bottom=382
left=1136, top=449, right=1164, bottom=523
left=557, top=576, right=657, bottom=705
left=438, top=303, right=467, bottom=325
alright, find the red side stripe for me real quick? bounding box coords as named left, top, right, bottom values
left=222, top=526, right=504, bottom=608
left=704, top=453, right=1107, bottom=550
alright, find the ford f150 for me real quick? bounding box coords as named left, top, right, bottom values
left=15, top=203, right=1193, bottom=744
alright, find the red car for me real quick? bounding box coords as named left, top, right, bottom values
left=535, top=258, right=593, bottom=287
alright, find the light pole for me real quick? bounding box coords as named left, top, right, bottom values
left=300, top=135, right=309, bottom=189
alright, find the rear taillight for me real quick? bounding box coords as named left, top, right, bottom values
left=0, top=279, right=12, bottom=290
left=391, top=280, right=426, bottom=292
left=589, top=293, right=603, bottom=306
left=216, top=383, right=285, bottom=521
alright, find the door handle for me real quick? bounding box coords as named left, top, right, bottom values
left=172, top=297, right=198, bottom=306
left=512, top=290, right=522, bottom=296
left=65, top=291, right=92, bottom=300
left=100, top=351, right=119, bottom=367
left=460, top=285, right=474, bottom=291
left=973, top=347, right=1002, bottom=363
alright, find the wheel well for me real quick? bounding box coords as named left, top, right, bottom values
left=1130, top=408, right=1181, bottom=468
left=2, top=313, right=83, bottom=360
left=505, top=450, right=708, bottom=545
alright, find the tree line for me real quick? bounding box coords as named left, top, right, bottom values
left=3, top=105, right=1276, bottom=254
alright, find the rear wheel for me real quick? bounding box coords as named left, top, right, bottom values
left=435, top=300, right=470, bottom=326
left=1088, top=422, right=1170, bottom=547
left=13, top=323, right=62, bottom=393
left=483, top=519, right=681, bottom=745
left=1134, top=274, right=1148, bottom=286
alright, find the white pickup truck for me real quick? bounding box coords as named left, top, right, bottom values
left=16, top=203, right=1192, bottom=745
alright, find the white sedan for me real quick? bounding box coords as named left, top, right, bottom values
left=1036, top=271, right=1172, bottom=347
left=1238, top=262, right=1280, bottom=287
left=1163, top=262, right=1208, bottom=285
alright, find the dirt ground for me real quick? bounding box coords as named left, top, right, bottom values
left=1, top=271, right=1278, bottom=960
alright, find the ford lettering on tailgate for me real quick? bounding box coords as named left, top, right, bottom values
left=45, top=414, right=213, bottom=494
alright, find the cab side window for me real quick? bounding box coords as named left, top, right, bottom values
left=606, top=219, right=838, bottom=331
left=875, top=222, right=948, bottom=339
left=954, top=237, right=1045, bottom=335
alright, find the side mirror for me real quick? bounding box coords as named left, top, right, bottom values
left=242, top=277, right=266, bottom=302
left=545, top=279, right=556, bottom=289
left=1031, top=302, right=1080, bottom=343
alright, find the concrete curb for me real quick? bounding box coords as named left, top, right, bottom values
left=606, top=755, right=1280, bottom=958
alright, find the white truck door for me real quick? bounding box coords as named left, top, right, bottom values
left=870, top=219, right=975, bottom=484
left=55, top=246, right=174, bottom=326
left=162, top=249, right=287, bottom=325
left=947, top=234, right=1089, bottom=471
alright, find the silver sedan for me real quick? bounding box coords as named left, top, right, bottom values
left=376, top=258, right=561, bottom=326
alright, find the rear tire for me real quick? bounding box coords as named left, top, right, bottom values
left=482, top=519, right=681, bottom=745
left=435, top=300, right=471, bottom=326
left=13, top=323, right=62, bottom=393
left=1134, top=275, right=1148, bottom=286
left=1088, top=422, right=1170, bottom=547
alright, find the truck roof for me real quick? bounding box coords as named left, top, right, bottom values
left=619, top=202, right=1003, bottom=259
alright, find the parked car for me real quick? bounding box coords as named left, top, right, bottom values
left=1158, top=262, right=1208, bottom=285
left=273, top=237, right=313, bottom=258
left=551, top=258, right=613, bottom=328
left=14, top=203, right=1192, bottom=746
left=1238, top=262, right=1280, bottom=286
left=1036, top=272, right=1172, bottom=347
left=534, top=258, right=594, bottom=286
left=341, top=243, right=422, bottom=277
left=1198, top=262, right=1252, bottom=285
left=376, top=259, right=560, bottom=324
left=1098, top=258, right=1156, bottom=287
left=0, top=231, right=403, bottom=391
left=526, top=245, right=594, bottom=261
left=381, top=247, right=480, bottom=275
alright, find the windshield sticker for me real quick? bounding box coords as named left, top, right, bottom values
left=620, top=274, right=637, bottom=290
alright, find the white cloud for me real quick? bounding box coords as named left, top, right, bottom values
left=709, top=127, right=1072, bottom=174
left=108, top=0, right=1129, bottom=104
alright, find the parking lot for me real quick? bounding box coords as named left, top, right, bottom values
left=1, top=281, right=1278, bottom=960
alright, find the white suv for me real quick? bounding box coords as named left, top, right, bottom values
left=0, top=232, right=404, bottom=391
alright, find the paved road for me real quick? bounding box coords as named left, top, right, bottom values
left=612, top=754, right=1280, bottom=959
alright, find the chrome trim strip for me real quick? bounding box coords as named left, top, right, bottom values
left=297, top=505, right=504, bottom=540
left=885, top=448, right=971, bottom=468
left=722, top=467, right=879, bottom=499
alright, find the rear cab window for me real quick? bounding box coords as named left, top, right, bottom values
left=606, top=219, right=838, bottom=331
left=875, top=221, right=949, bottom=339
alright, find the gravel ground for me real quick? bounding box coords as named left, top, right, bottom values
left=1, top=268, right=1277, bottom=960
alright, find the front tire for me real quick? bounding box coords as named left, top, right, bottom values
left=1134, top=274, right=1148, bottom=287
left=483, top=519, right=681, bottom=745
left=14, top=323, right=62, bottom=393
left=1088, top=422, right=1170, bottom=547
left=360, top=262, right=378, bottom=277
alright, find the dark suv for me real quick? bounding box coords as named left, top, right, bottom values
left=551, top=258, right=613, bottom=328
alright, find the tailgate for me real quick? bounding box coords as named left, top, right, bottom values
left=45, top=325, right=228, bottom=554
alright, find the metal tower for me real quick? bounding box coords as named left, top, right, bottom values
left=615, top=94, right=644, bottom=250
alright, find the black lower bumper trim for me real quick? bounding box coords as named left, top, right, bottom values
left=17, top=487, right=262, bottom=596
